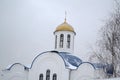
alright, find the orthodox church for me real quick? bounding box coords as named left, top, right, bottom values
left=1, top=19, right=111, bottom=80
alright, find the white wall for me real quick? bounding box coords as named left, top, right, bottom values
left=54, top=31, right=75, bottom=53
left=29, top=52, right=70, bottom=80
left=71, top=63, right=95, bottom=80
left=2, top=64, right=29, bottom=80
left=94, top=69, right=107, bottom=79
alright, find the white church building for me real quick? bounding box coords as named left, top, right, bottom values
left=1, top=19, right=114, bottom=80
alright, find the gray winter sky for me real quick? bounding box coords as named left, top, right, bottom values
left=0, top=0, right=114, bottom=69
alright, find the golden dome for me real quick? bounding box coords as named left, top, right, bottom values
left=55, top=21, right=75, bottom=33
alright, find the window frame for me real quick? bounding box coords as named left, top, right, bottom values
left=39, top=74, right=43, bottom=80
left=46, top=69, right=50, bottom=80
left=67, top=34, right=71, bottom=48
left=52, top=74, right=57, bottom=80
left=60, top=34, right=64, bottom=48
left=55, top=35, right=57, bottom=49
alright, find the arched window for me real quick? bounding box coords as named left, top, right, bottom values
left=52, top=74, right=57, bottom=80
left=39, top=74, right=43, bottom=80
left=67, top=35, right=71, bottom=48
left=46, top=69, right=50, bottom=80
left=55, top=35, right=57, bottom=49
left=60, top=34, right=64, bottom=48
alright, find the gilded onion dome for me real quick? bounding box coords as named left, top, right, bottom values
left=55, top=20, right=75, bottom=34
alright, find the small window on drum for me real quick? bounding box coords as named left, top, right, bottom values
left=55, top=35, right=57, bottom=49
left=60, top=34, right=64, bottom=48
left=67, top=35, right=71, bottom=48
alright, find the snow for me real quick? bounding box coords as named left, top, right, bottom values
left=59, top=52, right=82, bottom=69
left=97, top=78, right=120, bottom=80
left=25, top=64, right=31, bottom=69
left=5, top=64, right=13, bottom=70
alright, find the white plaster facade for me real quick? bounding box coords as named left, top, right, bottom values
left=2, top=63, right=29, bottom=80
left=54, top=31, right=75, bottom=53
left=71, top=63, right=95, bottom=80
left=28, top=52, right=70, bottom=80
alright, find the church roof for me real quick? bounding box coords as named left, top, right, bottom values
left=30, top=51, right=82, bottom=70
left=3, top=51, right=82, bottom=70
left=54, top=21, right=75, bottom=34
left=30, top=51, right=83, bottom=70
left=4, top=51, right=114, bottom=73
left=58, top=52, right=82, bottom=69
left=4, top=51, right=102, bottom=71
left=4, top=63, right=29, bottom=71
left=3, top=51, right=114, bottom=75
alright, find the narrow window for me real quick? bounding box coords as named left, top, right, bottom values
left=39, top=74, right=43, bottom=80
left=55, top=35, right=57, bottom=49
left=67, top=35, right=71, bottom=48
left=46, top=69, right=50, bottom=80
left=60, top=34, right=64, bottom=48
left=53, top=74, right=57, bottom=80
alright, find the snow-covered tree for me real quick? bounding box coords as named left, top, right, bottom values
left=93, top=0, right=120, bottom=78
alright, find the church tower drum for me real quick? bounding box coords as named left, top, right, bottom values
left=54, top=19, right=76, bottom=53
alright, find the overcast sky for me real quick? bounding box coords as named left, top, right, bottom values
left=0, top=0, right=114, bottom=69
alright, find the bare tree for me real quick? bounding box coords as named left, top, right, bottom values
left=94, top=0, right=120, bottom=78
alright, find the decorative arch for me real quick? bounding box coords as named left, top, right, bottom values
left=5, top=63, right=29, bottom=70
left=80, top=62, right=96, bottom=69
left=30, top=51, right=82, bottom=70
